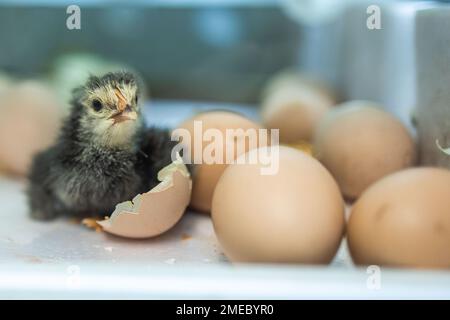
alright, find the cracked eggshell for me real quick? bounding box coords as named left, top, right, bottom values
left=97, top=155, right=192, bottom=239
left=348, top=168, right=450, bottom=269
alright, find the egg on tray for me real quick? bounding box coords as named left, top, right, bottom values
left=261, top=71, right=337, bottom=144
left=175, top=110, right=267, bottom=213
left=211, top=146, right=345, bottom=264
left=0, top=80, right=62, bottom=177
left=314, top=101, right=416, bottom=199
left=347, top=167, right=450, bottom=269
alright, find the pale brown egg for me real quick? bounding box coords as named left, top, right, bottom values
left=314, top=101, right=416, bottom=199
left=261, top=71, right=336, bottom=143
left=175, top=111, right=266, bottom=213
left=347, top=167, right=450, bottom=269
left=212, top=146, right=345, bottom=264
left=97, top=154, right=192, bottom=239
left=0, top=81, right=62, bottom=177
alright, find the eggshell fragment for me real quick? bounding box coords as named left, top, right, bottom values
left=347, top=168, right=450, bottom=269
left=81, top=218, right=103, bottom=233
left=97, top=154, right=192, bottom=239
left=314, top=101, right=416, bottom=199
left=212, top=146, right=345, bottom=264
left=261, top=71, right=336, bottom=143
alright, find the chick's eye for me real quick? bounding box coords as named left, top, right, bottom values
left=135, top=96, right=139, bottom=104
left=92, top=99, right=103, bottom=112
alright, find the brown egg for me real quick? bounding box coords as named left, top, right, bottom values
left=212, top=146, right=345, bottom=264
left=175, top=111, right=265, bottom=213
left=0, top=81, right=62, bottom=176
left=347, top=167, right=450, bottom=269
left=261, top=72, right=336, bottom=143
left=314, top=101, right=416, bottom=199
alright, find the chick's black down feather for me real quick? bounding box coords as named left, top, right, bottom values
left=27, top=125, right=179, bottom=220
left=27, top=72, right=186, bottom=220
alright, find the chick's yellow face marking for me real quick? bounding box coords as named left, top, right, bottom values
left=114, top=86, right=128, bottom=112
left=80, top=80, right=141, bottom=148
left=82, top=81, right=139, bottom=118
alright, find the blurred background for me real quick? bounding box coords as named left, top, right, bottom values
left=1, top=0, right=450, bottom=173
left=0, top=0, right=302, bottom=103
left=0, top=1, right=444, bottom=99
left=0, top=0, right=437, bottom=102
left=0, top=0, right=449, bottom=173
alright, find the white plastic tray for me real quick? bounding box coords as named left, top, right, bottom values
left=1, top=101, right=449, bottom=299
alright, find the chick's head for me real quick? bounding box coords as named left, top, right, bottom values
left=74, top=71, right=144, bottom=148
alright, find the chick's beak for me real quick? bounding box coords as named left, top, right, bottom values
left=109, top=106, right=137, bottom=124
left=111, top=87, right=137, bottom=124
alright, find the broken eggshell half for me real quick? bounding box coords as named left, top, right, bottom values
left=97, top=154, right=192, bottom=239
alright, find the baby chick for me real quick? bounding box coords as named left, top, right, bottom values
left=27, top=71, right=179, bottom=220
